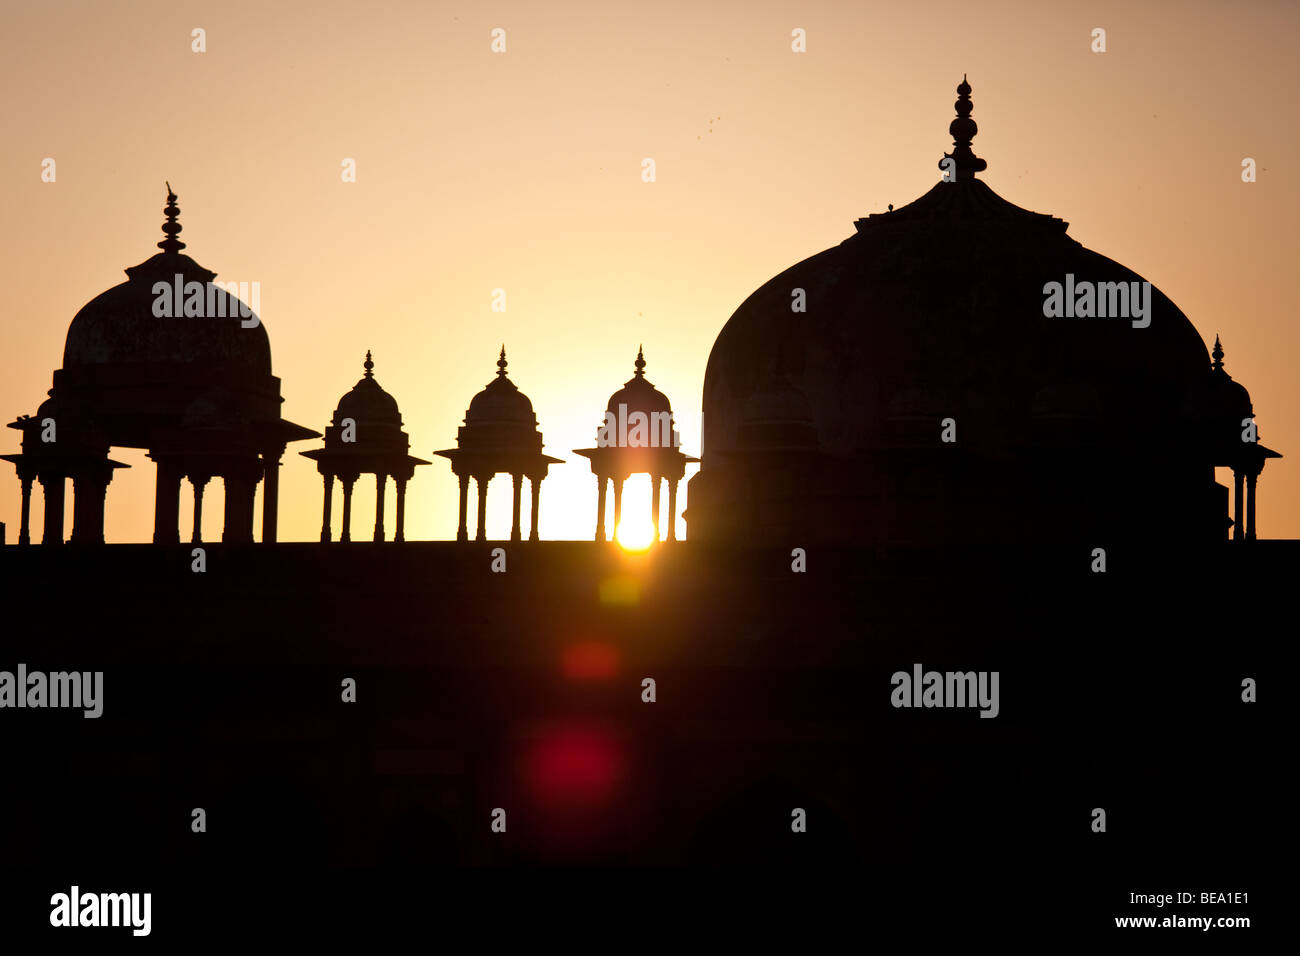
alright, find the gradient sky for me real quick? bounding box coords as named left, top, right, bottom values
left=2, top=0, right=1298, bottom=542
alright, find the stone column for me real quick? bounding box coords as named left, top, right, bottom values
left=39, top=473, right=65, bottom=546
left=374, top=472, right=387, bottom=542
left=595, top=475, right=607, bottom=541
left=1245, top=472, right=1258, bottom=541
left=221, top=469, right=258, bottom=544
left=667, top=478, right=679, bottom=542
left=475, top=474, right=490, bottom=542
left=19, top=475, right=33, bottom=546
left=613, top=477, right=625, bottom=538
left=529, top=474, right=541, bottom=542
left=321, top=473, right=334, bottom=542
left=71, top=466, right=111, bottom=545
left=340, top=475, right=356, bottom=542
left=456, top=473, right=470, bottom=543
left=153, top=459, right=181, bottom=544
left=394, top=477, right=408, bottom=542
left=261, top=445, right=284, bottom=543
left=191, top=475, right=210, bottom=544
left=651, top=475, right=662, bottom=542
left=510, top=473, right=522, bottom=543
left=1232, top=470, right=1244, bottom=542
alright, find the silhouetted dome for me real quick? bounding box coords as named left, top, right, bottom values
left=1204, top=337, right=1253, bottom=420
left=48, top=188, right=286, bottom=450
left=701, top=183, right=1207, bottom=460
left=689, top=77, right=1228, bottom=546
left=334, top=352, right=402, bottom=427
left=1184, top=335, right=1255, bottom=455
left=606, top=347, right=672, bottom=417
left=465, top=348, right=538, bottom=428
left=63, top=190, right=269, bottom=375
left=63, top=267, right=271, bottom=375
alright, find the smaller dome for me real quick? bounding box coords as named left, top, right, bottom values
left=334, top=351, right=402, bottom=426
left=1183, top=336, right=1256, bottom=459
left=465, top=348, right=537, bottom=427
left=607, top=347, right=672, bottom=417
left=1205, top=337, right=1253, bottom=420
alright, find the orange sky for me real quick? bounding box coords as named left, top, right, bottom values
left=2, top=0, right=1298, bottom=542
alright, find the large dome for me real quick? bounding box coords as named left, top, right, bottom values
left=688, top=79, right=1228, bottom=547
left=701, top=184, right=1208, bottom=459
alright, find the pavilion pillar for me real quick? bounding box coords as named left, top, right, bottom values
left=474, top=474, right=489, bottom=542
left=595, top=475, right=607, bottom=541
left=190, top=475, right=210, bottom=544
left=394, top=476, right=408, bottom=542
left=456, top=473, right=470, bottom=543
left=667, top=478, right=679, bottom=542
left=221, top=468, right=257, bottom=544
left=1245, top=472, right=1258, bottom=541
left=153, top=459, right=181, bottom=545
left=613, top=477, right=625, bottom=538
left=38, top=473, right=65, bottom=546
left=18, top=475, right=33, bottom=546
left=529, top=474, right=541, bottom=542
left=651, top=475, right=662, bottom=542
left=340, top=475, right=356, bottom=543
left=510, top=472, right=522, bottom=543
left=261, top=446, right=284, bottom=543
left=70, top=466, right=111, bottom=545
left=374, top=472, right=387, bottom=542
left=1232, top=470, right=1244, bottom=542
left=320, top=473, right=334, bottom=542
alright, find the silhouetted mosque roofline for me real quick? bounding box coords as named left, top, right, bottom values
left=0, top=85, right=1288, bottom=548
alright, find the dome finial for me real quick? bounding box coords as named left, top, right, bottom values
left=497, top=345, right=508, bottom=377
left=634, top=345, right=646, bottom=377
left=158, top=182, right=186, bottom=253
left=939, top=75, right=987, bottom=181
left=1212, top=334, right=1225, bottom=371
left=363, top=350, right=374, bottom=378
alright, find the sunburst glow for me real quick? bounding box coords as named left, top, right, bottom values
left=615, top=515, right=656, bottom=551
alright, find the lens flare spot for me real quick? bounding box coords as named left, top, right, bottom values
left=527, top=728, right=624, bottom=809
left=562, top=641, right=620, bottom=680
left=598, top=574, right=641, bottom=605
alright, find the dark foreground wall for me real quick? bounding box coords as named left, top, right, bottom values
left=0, top=539, right=1281, bottom=936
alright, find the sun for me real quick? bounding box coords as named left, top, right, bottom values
left=615, top=515, right=656, bottom=551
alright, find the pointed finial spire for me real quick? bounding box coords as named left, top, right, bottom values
left=363, top=350, right=374, bottom=378
left=158, top=182, right=186, bottom=253
left=939, top=75, right=987, bottom=181
left=634, top=345, right=646, bottom=377
left=1212, top=334, right=1224, bottom=371
left=497, top=345, right=508, bottom=377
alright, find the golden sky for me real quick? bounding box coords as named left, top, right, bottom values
left=2, top=0, right=1298, bottom=542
